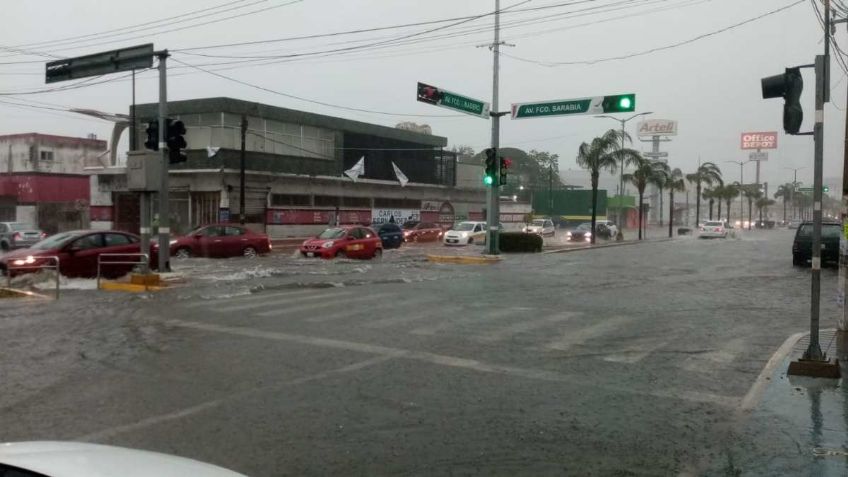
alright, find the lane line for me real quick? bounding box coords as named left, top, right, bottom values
left=408, top=308, right=520, bottom=336
left=254, top=293, right=390, bottom=318
left=181, top=288, right=319, bottom=308
left=363, top=307, right=453, bottom=329
left=474, top=312, right=578, bottom=343
left=544, top=315, right=635, bottom=351
left=217, top=291, right=353, bottom=313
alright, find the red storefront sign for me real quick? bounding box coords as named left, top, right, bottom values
left=740, top=132, right=777, bottom=150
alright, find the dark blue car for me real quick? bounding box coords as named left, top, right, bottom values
left=376, top=223, right=404, bottom=249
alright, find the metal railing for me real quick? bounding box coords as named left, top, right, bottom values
left=6, top=255, right=61, bottom=298
left=96, top=253, right=150, bottom=290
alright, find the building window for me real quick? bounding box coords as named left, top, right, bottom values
left=342, top=197, right=371, bottom=208
left=270, top=193, right=311, bottom=207
left=374, top=198, right=421, bottom=209
left=39, top=150, right=54, bottom=161
left=314, top=195, right=341, bottom=207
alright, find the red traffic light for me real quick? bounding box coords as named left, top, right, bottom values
left=500, top=157, right=512, bottom=169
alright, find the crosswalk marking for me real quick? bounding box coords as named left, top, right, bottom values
left=182, top=288, right=320, bottom=308
left=408, top=308, right=523, bottom=336
left=308, top=297, right=434, bottom=324
left=255, top=293, right=389, bottom=318
left=216, top=291, right=353, bottom=313
left=544, top=315, right=634, bottom=351
left=601, top=336, right=670, bottom=364
left=474, top=312, right=578, bottom=343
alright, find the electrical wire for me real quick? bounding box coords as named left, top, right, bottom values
left=500, top=0, right=805, bottom=66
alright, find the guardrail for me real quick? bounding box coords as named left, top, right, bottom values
left=6, top=255, right=60, bottom=298
left=97, top=253, right=150, bottom=290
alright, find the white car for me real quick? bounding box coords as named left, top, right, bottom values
left=595, top=220, right=619, bottom=239
left=699, top=220, right=729, bottom=238
left=0, top=441, right=246, bottom=477
left=444, top=221, right=486, bottom=246
left=524, top=219, right=555, bottom=237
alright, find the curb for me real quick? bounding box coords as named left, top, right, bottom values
left=427, top=254, right=502, bottom=265
left=541, top=237, right=677, bottom=255
left=99, top=281, right=165, bottom=293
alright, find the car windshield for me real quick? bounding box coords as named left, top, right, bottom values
left=380, top=224, right=400, bottom=233
left=10, top=223, right=35, bottom=231
left=576, top=223, right=592, bottom=231
left=318, top=228, right=348, bottom=239
left=454, top=222, right=477, bottom=231
left=704, top=221, right=723, bottom=227
left=532, top=219, right=546, bottom=226
left=30, top=231, right=81, bottom=250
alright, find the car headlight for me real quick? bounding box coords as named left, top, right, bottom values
left=566, top=231, right=572, bottom=237
left=321, top=241, right=335, bottom=248
left=12, top=256, right=36, bottom=266
left=169, top=239, right=178, bottom=245
left=586, top=232, right=592, bottom=237
left=460, top=232, right=469, bottom=237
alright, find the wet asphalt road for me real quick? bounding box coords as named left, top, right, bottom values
left=0, top=229, right=843, bottom=476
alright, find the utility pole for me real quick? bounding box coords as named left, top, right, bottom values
left=596, top=111, right=652, bottom=227
left=240, top=115, right=247, bottom=225
left=485, top=0, right=502, bottom=255
left=839, top=9, right=848, bottom=331
left=156, top=51, right=171, bottom=273
left=548, top=166, right=553, bottom=214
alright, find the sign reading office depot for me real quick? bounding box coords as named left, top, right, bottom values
left=740, top=132, right=778, bottom=149
left=637, top=119, right=677, bottom=137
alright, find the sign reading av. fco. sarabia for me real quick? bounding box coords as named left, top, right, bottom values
left=371, top=208, right=419, bottom=225
left=741, top=131, right=778, bottom=149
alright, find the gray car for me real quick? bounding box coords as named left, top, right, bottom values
left=0, top=222, right=45, bottom=251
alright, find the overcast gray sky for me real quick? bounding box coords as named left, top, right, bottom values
left=0, top=0, right=844, bottom=190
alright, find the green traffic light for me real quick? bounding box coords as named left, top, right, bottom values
left=483, top=175, right=494, bottom=186
left=618, top=96, right=632, bottom=110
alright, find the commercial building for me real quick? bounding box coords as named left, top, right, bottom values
left=0, top=133, right=105, bottom=232
left=88, top=97, right=486, bottom=237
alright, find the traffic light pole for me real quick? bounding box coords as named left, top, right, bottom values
left=157, top=51, right=171, bottom=273
left=486, top=0, right=502, bottom=255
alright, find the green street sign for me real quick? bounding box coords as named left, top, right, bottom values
left=511, top=93, right=636, bottom=120
left=46, top=44, right=154, bottom=84
left=798, top=187, right=814, bottom=192
left=417, top=82, right=490, bottom=118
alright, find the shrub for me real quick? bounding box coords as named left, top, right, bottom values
left=499, top=232, right=543, bottom=253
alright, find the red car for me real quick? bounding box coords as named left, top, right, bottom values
left=402, top=221, right=444, bottom=242
left=300, top=226, right=382, bottom=259
left=0, top=230, right=143, bottom=278
left=165, top=224, right=271, bottom=259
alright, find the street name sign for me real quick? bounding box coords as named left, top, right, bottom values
left=510, top=94, right=635, bottom=120
left=46, top=44, right=154, bottom=83
left=643, top=151, right=669, bottom=158
left=749, top=151, right=768, bottom=161
left=416, top=82, right=490, bottom=118
left=798, top=187, right=814, bottom=192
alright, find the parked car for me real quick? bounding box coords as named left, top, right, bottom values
left=788, top=220, right=801, bottom=230
left=377, top=223, right=404, bottom=249
left=792, top=221, right=841, bottom=266
left=300, top=226, right=382, bottom=259
left=699, top=220, right=728, bottom=239
left=0, top=441, right=247, bottom=477
left=594, top=220, right=619, bottom=239
left=0, top=222, right=46, bottom=251
left=0, top=230, right=142, bottom=278
left=402, top=221, right=444, bottom=242
left=443, top=221, right=486, bottom=246
left=166, top=224, right=271, bottom=259
left=524, top=218, right=555, bottom=237
left=566, top=223, right=593, bottom=242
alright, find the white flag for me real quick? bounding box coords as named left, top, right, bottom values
left=345, top=156, right=365, bottom=182
left=206, top=146, right=220, bottom=158
left=392, top=161, right=409, bottom=187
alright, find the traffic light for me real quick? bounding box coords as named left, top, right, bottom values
left=166, top=119, right=187, bottom=164
left=483, top=148, right=496, bottom=186
left=144, top=120, right=158, bottom=151
left=761, top=67, right=803, bottom=134
left=417, top=82, right=442, bottom=105
left=601, top=94, right=635, bottom=113
left=824, top=185, right=830, bottom=193
left=499, top=156, right=512, bottom=186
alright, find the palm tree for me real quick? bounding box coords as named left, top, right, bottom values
left=576, top=129, right=641, bottom=244
left=721, top=183, right=739, bottom=223
left=624, top=157, right=669, bottom=240
left=774, top=183, right=794, bottom=223
left=741, top=186, right=762, bottom=230
left=703, top=188, right=716, bottom=220
left=661, top=167, right=686, bottom=238
left=686, top=162, right=723, bottom=226
left=713, top=185, right=724, bottom=221
left=755, top=197, right=776, bottom=224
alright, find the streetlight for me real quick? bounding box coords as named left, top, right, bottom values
left=596, top=111, right=653, bottom=227
left=784, top=166, right=806, bottom=220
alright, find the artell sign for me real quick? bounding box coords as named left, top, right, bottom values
left=637, top=119, right=677, bottom=137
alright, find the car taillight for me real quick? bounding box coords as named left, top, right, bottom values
left=40, top=232, right=47, bottom=239
left=13, top=232, right=21, bottom=240
left=699, top=227, right=704, bottom=232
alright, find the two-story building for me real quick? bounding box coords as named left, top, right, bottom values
left=88, top=97, right=486, bottom=237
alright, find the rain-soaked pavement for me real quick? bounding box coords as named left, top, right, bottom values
left=1, top=229, right=847, bottom=476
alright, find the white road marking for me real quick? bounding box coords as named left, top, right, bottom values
left=363, top=308, right=448, bottom=329
left=217, top=291, right=353, bottom=313
left=307, top=297, right=437, bottom=324
left=254, top=293, right=389, bottom=318
left=181, top=288, right=318, bottom=308
left=76, top=355, right=392, bottom=442
left=408, top=308, right=520, bottom=336
left=739, top=331, right=806, bottom=412
left=474, top=312, right=578, bottom=343
left=601, top=336, right=670, bottom=364
left=544, top=315, right=635, bottom=351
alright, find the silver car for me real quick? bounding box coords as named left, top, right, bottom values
left=0, top=222, right=45, bottom=251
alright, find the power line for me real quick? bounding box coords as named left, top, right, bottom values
left=501, top=0, right=804, bottom=66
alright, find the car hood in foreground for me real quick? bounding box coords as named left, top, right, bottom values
left=0, top=441, right=246, bottom=477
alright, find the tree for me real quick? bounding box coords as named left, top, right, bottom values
left=713, top=185, right=724, bottom=221
left=703, top=188, right=716, bottom=221
left=661, top=167, right=686, bottom=238
left=755, top=197, right=776, bottom=224
left=449, top=145, right=476, bottom=157
left=686, top=162, right=723, bottom=226
left=774, top=183, right=794, bottom=223
left=576, top=129, right=641, bottom=244
left=720, top=183, right=739, bottom=223
left=741, top=186, right=762, bottom=230
left=624, top=157, right=669, bottom=240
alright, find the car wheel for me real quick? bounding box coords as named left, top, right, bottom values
left=243, top=246, right=258, bottom=258
left=793, top=254, right=805, bottom=267
left=373, top=248, right=382, bottom=259
left=0, top=241, right=8, bottom=252
left=335, top=249, right=347, bottom=259
left=174, top=247, right=192, bottom=259
left=467, top=237, right=473, bottom=244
